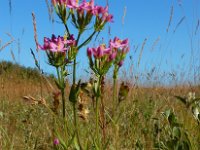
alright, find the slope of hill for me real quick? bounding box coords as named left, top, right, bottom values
left=0, top=61, right=55, bottom=101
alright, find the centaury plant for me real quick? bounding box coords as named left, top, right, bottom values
left=35, top=0, right=129, bottom=149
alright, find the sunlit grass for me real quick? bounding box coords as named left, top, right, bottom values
left=0, top=61, right=200, bottom=149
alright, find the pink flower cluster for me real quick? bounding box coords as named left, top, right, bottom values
left=52, top=0, right=113, bottom=22
left=38, top=34, right=76, bottom=53
left=87, top=37, right=129, bottom=66
left=110, top=37, right=129, bottom=67
left=87, top=44, right=111, bottom=59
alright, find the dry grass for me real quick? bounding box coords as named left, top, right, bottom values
left=1, top=61, right=200, bottom=149
left=0, top=61, right=55, bottom=101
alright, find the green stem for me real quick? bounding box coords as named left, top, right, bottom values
left=73, top=58, right=77, bottom=85
left=95, top=75, right=103, bottom=146
left=112, top=77, right=117, bottom=114
left=73, top=103, right=82, bottom=149
left=58, top=14, right=70, bottom=36
left=56, top=67, right=61, bottom=84
left=61, top=66, right=66, bottom=118
left=71, top=31, right=83, bottom=149
left=76, top=32, right=82, bottom=46
left=61, top=66, right=65, bottom=86
left=72, top=32, right=82, bottom=85
left=113, top=77, right=117, bottom=104
left=78, top=31, right=96, bottom=49
left=113, top=66, right=119, bottom=112
left=63, top=21, right=70, bottom=36
left=61, top=88, right=66, bottom=118
left=56, top=66, right=66, bottom=118
left=95, top=96, right=100, bottom=146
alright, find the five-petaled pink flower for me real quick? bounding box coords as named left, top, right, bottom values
left=94, top=6, right=113, bottom=23
left=109, top=37, right=129, bottom=49
left=109, top=37, right=129, bottom=67
left=38, top=34, right=75, bottom=53
left=79, top=0, right=95, bottom=14
left=67, top=0, right=80, bottom=8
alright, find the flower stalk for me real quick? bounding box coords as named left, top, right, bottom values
left=56, top=65, right=66, bottom=118
left=112, top=66, right=118, bottom=110
left=100, top=75, right=106, bottom=144
left=95, top=74, right=103, bottom=146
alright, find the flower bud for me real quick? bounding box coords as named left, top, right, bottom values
left=53, top=138, right=59, bottom=145
left=109, top=51, right=117, bottom=61
left=52, top=0, right=57, bottom=6
left=118, top=60, right=124, bottom=67
left=87, top=48, right=92, bottom=57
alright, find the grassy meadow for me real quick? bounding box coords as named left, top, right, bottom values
left=0, top=61, right=200, bottom=149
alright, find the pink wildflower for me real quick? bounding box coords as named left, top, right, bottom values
left=92, top=45, right=111, bottom=59
left=66, top=34, right=76, bottom=46
left=53, top=138, right=60, bottom=145
left=67, top=0, right=79, bottom=8
left=87, top=44, right=120, bottom=64
left=87, top=47, right=93, bottom=57
left=109, top=37, right=129, bottom=49
left=38, top=34, right=75, bottom=53
left=109, top=37, right=130, bottom=67
left=94, top=5, right=113, bottom=23
left=79, top=0, right=95, bottom=14
left=109, top=51, right=117, bottom=61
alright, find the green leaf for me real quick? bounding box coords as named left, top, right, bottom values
left=162, top=109, right=171, bottom=119
left=54, top=131, right=68, bottom=149
left=173, top=127, right=181, bottom=139
left=80, top=82, right=93, bottom=97
left=183, top=132, right=192, bottom=148
left=174, top=96, right=187, bottom=106
left=71, top=12, right=79, bottom=29
left=62, top=70, right=69, bottom=77
left=62, top=7, right=67, bottom=23
left=102, top=62, right=112, bottom=75
left=118, top=82, right=130, bottom=103
left=69, top=80, right=81, bottom=103
left=66, top=132, right=76, bottom=148
left=178, top=141, right=190, bottom=150
left=168, top=112, right=179, bottom=127
left=74, top=137, right=80, bottom=150
left=189, top=97, right=200, bottom=106
left=166, top=140, right=177, bottom=149
left=93, top=139, right=100, bottom=150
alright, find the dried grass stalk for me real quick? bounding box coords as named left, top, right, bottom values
left=138, top=38, right=147, bottom=68
left=166, top=6, right=174, bottom=33
left=122, top=6, right=127, bottom=25
left=174, top=16, right=185, bottom=33
left=151, top=37, right=160, bottom=51
left=0, top=39, right=14, bottom=52
left=32, top=12, right=39, bottom=51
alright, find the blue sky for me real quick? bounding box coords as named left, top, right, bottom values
left=0, top=0, right=200, bottom=83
